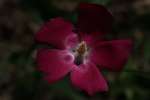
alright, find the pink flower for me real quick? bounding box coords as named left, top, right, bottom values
left=35, top=3, right=132, bottom=95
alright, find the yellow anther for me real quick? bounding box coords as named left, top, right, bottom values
left=76, top=41, right=87, bottom=56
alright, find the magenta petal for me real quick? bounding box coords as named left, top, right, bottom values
left=78, top=3, right=113, bottom=34
left=71, top=62, right=108, bottom=95
left=35, top=17, right=75, bottom=49
left=81, top=34, right=104, bottom=47
left=65, top=33, right=79, bottom=49
left=36, top=48, right=75, bottom=84
left=90, top=40, right=132, bottom=71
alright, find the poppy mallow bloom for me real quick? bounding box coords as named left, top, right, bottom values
left=35, top=3, right=132, bottom=95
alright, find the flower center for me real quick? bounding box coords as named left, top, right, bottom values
left=74, top=41, right=89, bottom=65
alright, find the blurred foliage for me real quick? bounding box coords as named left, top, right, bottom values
left=0, top=0, right=150, bottom=100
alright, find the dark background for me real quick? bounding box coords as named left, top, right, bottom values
left=0, top=0, right=150, bottom=100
